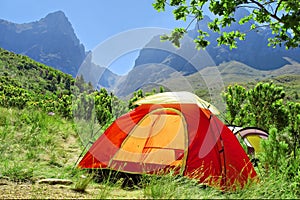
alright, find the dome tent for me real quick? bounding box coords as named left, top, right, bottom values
left=78, top=92, right=257, bottom=188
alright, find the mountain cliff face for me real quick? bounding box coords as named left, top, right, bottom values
left=134, top=34, right=215, bottom=76
left=0, top=11, right=86, bottom=76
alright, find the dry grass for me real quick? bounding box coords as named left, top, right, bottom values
left=0, top=179, right=144, bottom=199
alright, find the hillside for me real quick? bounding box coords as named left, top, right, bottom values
left=0, top=47, right=74, bottom=92
left=111, top=58, right=300, bottom=102
left=0, top=47, right=95, bottom=118
left=187, top=60, right=300, bottom=103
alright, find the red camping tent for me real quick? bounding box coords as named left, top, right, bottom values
left=78, top=92, right=257, bottom=188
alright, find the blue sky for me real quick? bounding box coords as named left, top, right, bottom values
left=0, top=0, right=189, bottom=50
left=0, top=0, right=193, bottom=74
left=0, top=0, right=198, bottom=75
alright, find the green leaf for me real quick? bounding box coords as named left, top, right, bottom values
left=152, top=0, right=167, bottom=12
left=152, top=0, right=300, bottom=49
left=160, top=28, right=187, bottom=48
left=208, top=18, right=220, bottom=32
left=194, top=38, right=210, bottom=49
left=173, top=5, right=189, bottom=21
left=160, top=34, right=170, bottom=41
left=239, top=14, right=253, bottom=25
left=170, top=0, right=185, bottom=6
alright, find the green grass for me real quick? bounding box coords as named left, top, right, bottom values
left=0, top=106, right=299, bottom=199
left=0, top=106, right=81, bottom=182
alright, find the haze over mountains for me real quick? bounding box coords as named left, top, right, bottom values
left=0, top=10, right=299, bottom=97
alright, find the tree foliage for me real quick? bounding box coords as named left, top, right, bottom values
left=152, top=0, right=300, bottom=49
left=223, top=82, right=300, bottom=174
left=128, top=87, right=165, bottom=110
left=0, top=48, right=130, bottom=130
left=93, top=88, right=128, bottom=127
left=0, top=48, right=77, bottom=117
left=223, top=82, right=289, bottom=131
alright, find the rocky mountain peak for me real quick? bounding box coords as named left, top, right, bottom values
left=44, top=10, right=67, bottom=21
left=40, top=11, right=74, bottom=35
left=0, top=11, right=86, bottom=77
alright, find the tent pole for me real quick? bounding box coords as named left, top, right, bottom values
left=73, top=124, right=103, bottom=169
left=73, top=140, right=93, bottom=169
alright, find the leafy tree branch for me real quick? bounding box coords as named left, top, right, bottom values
left=152, top=0, right=300, bottom=49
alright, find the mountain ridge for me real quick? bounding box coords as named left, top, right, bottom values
left=1, top=9, right=299, bottom=96
left=135, top=8, right=300, bottom=74
left=108, top=58, right=300, bottom=98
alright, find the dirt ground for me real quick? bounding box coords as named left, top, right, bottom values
left=0, top=179, right=144, bottom=199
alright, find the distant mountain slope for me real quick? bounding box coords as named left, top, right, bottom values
left=187, top=60, right=300, bottom=86
left=135, top=8, right=300, bottom=74
left=113, top=59, right=300, bottom=99
left=77, top=52, right=120, bottom=90
left=134, top=35, right=215, bottom=76
left=0, top=11, right=86, bottom=77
